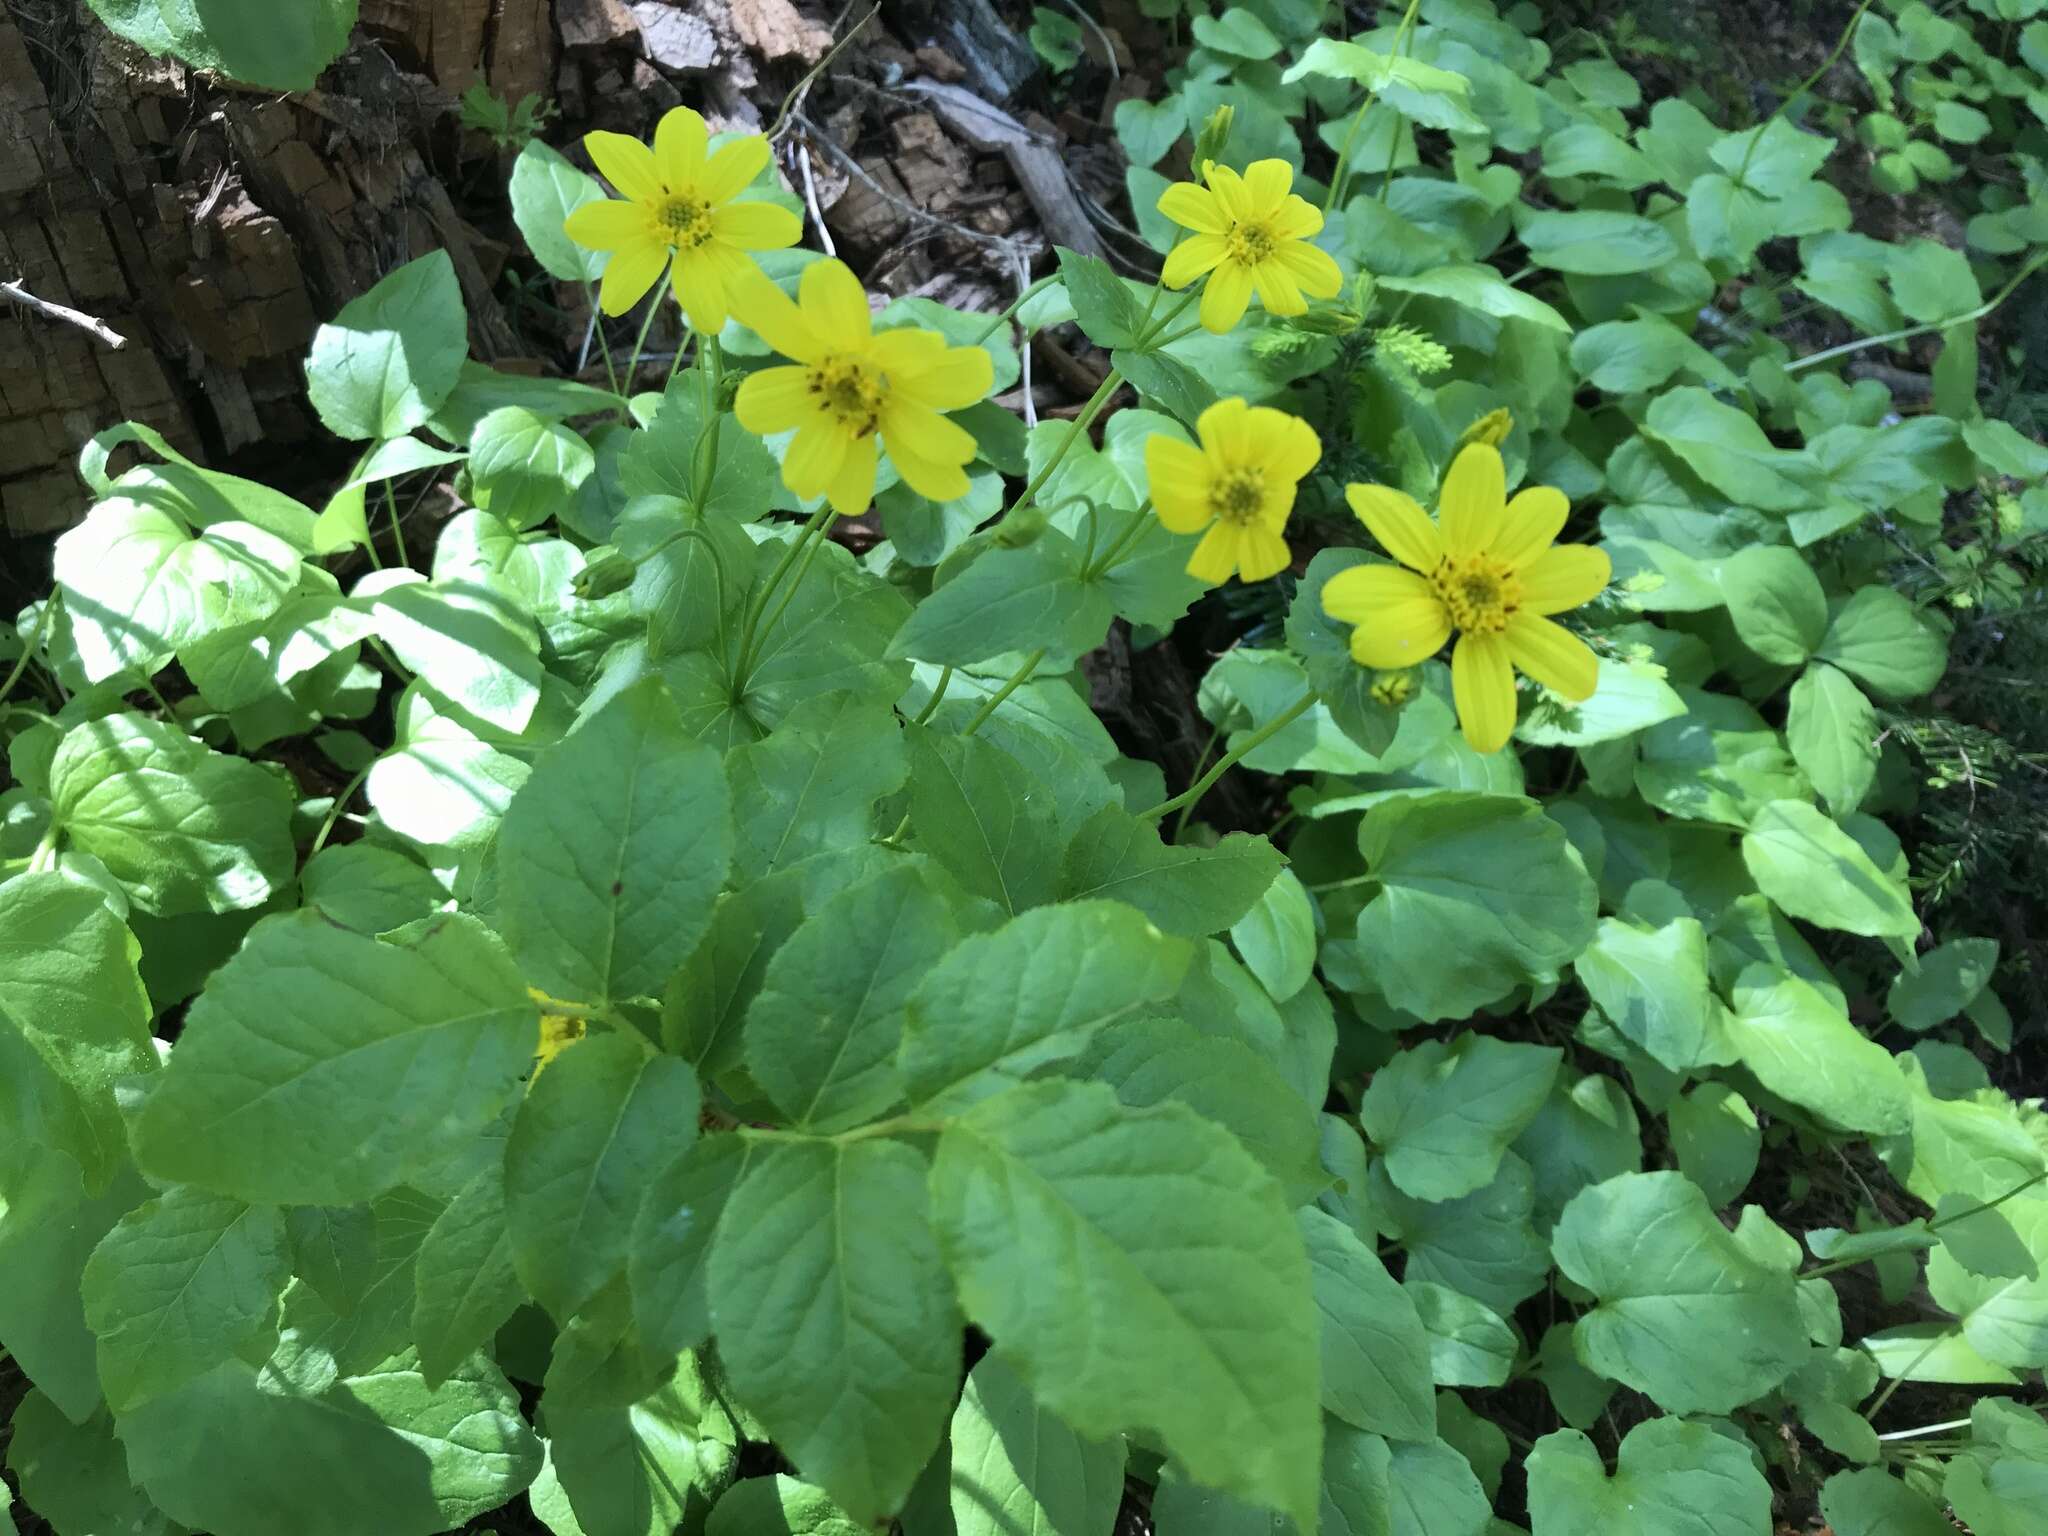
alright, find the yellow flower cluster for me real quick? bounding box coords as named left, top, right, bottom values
left=1156, top=159, right=1343, bottom=333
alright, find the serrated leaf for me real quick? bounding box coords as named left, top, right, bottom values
left=306, top=252, right=468, bottom=442
left=411, top=1167, right=524, bottom=1386
left=630, top=1133, right=755, bottom=1359
left=948, top=1353, right=1127, bottom=1536
left=904, top=727, right=1061, bottom=914
left=1741, top=800, right=1919, bottom=939
left=1362, top=1036, right=1562, bottom=1202
left=889, top=534, right=1112, bottom=669
left=1059, top=803, right=1285, bottom=936
left=1725, top=966, right=1911, bottom=1135
left=727, top=694, right=906, bottom=881
left=1299, top=1208, right=1436, bottom=1442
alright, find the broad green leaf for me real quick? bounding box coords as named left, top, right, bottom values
left=1517, top=208, right=1676, bottom=274
left=888, top=534, right=1112, bottom=669
left=1526, top=1417, right=1772, bottom=1536
left=1818, top=1468, right=1952, bottom=1536
left=1113, top=346, right=1219, bottom=426
left=86, top=0, right=353, bottom=89
left=427, top=360, right=624, bottom=444
left=49, top=713, right=295, bottom=916
left=1927, top=1197, right=2048, bottom=1368
left=1935, top=1193, right=2039, bottom=1282
left=359, top=573, right=542, bottom=735
left=745, top=863, right=958, bottom=1131
left=1573, top=916, right=1723, bottom=1072
left=1054, top=247, right=1144, bottom=350
left=1229, top=867, right=1317, bottom=1001
left=1385, top=1436, right=1491, bottom=1536
left=1642, top=388, right=1815, bottom=511
left=1534, top=1323, right=1615, bottom=1432
left=306, top=252, right=468, bottom=441
left=1191, top=6, right=1281, bottom=58
left=1943, top=1399, right=2048, bottom=1536
left=1862, top=1323, right=2019, bottom=1384
left=1815, top=587, right=1948, bottom=700
left=1787, top=664, right=1878, bottom=814
left=1354, top=793, right=1597, bottom=1022
left=1569, top=317, right=1737, bottom=394
left=1667, top=1084, right=1759, bottom=1207
left=709, top=1137, right=960, bottom=1524
left=660, top=873, right=808, bottom=1077
left=1362, top=1036, right=1562, bottom=1202
left=119, top=1351, right=541, bottom=1536
left=0, top=872, right=154, bottom=1186
left=80, top=1186, right=289, bottom=1412
left=505, top=1032, right=698, bottom=1320
left=133, top=913, right=537, bottom=1205
left=1375, top=266, right=1571, bottom=333
left=411, top=1166, right=523, bottom=1387
left=1717, top=546, right=1827, bottom=664
left=468, top=406, right=596, bottom=530
left=1887, top=1058, right=2047, bottom=1206
left=53, top=497, right=301, bottom=682
left=1409, top=1281, right=1516, bottom=1388
left=1552, top=1171, right=1806, bottom=1413
left=1298, top=1208, right=1435, bottom=1442
left=1889, top=239, right=1980, bottom=324
left=1888, top=936, right=1998, bottom=1032
left=5, top=1390, right=167, bottom=1536
left=1514, top=1071, right=1645, bottom=1229
left=366, top=687, right=530, bottom=851
left=630, top=1133, right=754, bottom=1359
left=1113, top=94, right=1185, bottom=168
left=1059, top=803, right=1285, bottom=936
left=1373, top=1154, right=1552, bottom=1316
left=1725, top=966, right=1910, bottom=1135
left=947, top=1354, right=1127, bottom=1536
left=902, top=900, right=1191, bottom=1113
left=1741, top=800, right=1919, bottom=939
left=498, top=677, right=730, bottom=1003
left=708, top=1475, right=865, bottom=1536
left=510, top=139, right=607, bottom=282
left=727, top=695, right=906, bottom=881
left=931, top=1080, right=1320, bottom=1530
left=300, top=843, right=447, bottom=935
left=543, top=1354, right=739, bottom=1536
left=905, top=727, right=1061, bottom=914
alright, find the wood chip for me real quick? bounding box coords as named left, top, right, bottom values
left=558, top=0, right=640, bottom=49
left=631, top=1, right=718, bottom=72
left=728, top=0, right=832, bottom=64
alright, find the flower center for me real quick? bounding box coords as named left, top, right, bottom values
left=1433, top=556, right=1520, bottom=634
left=1225, top=220, right=1277, bottom=266
left=806, top=354, right=886, bottom=437
left=656, top=193, right=715, bottom=249
left=1208, top=468, right=1266, bottom=525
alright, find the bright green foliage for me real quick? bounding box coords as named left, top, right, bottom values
left=1361, top=1035, right=1561, bottom=1201
left=1527, top=1418, right=1771, bottom=1536
left=947, top=1355, right=1127, bottom=1536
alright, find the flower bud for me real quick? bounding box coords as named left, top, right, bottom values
left=1457, top=408, right=1514, bottom=451
left=572, top=549, right=637, bottom=599
left=1370, top=669, right=1417, bottom=709
left=993, top=506, right=1048, bottom=548
left=1193, top=105, right=1234, bottom=175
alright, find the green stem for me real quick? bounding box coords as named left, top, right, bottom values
left=960, top=649, right=1046, bottom=737
left=1140, top=691, right=1316, bottom=824
left=1171, top=719, right=1223, bottom=840
left=1862, top=1332, right=1946, bottom=1424
left=0, top=595, right=54, bottom=712
left=1322, top=0, right=1422, bottom=212
left=1135, top=226, right=1188, bottom=336
left=733, top=505, right=832, bottom=682
left=1080, top=501, right=1154, bottom=579
left=621, top=289, right=664, bottom=405
left=585, top=280, right=620, bottom=397
left=1803, top=1169, right=2048, bottom=1280
left=1784, top=250, right=2048, bottom=374
left=910, top=666, right=954, bottom=726
left=692, top=334, right=724, bottom=510
left=972, top=274, right=1059, bottom=345
left=1134, top=289, right=1198, bottom=348
left=308, top=764, right=373, bottom=858
left=382, top=481, right=409, bottom=568
left=998, top=368, right=1121, bottom=525
left=1737, top=0, right=1877, bottom=186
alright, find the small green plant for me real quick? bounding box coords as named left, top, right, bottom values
left=460, top=81, right=560, bottom=149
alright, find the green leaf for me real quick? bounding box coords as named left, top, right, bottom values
left=49, top=713, right=295, bottom=916
left=709, top=1137, right=960, bottom=1524
left=411, top=1166, right=523, bottom=1387
left=1642, top=388, right=1815, bottom=511
left=727, top=695, right=906, bottom=881
left=630, top=1133, right=754, bottom=1359
left=1516, top=1072, right=1646, bottom=1229
left=1114, top=347, right=1219, bottom=426
left=1934, top=1192, right=2039, bottom=1282
left=931, top=1080, right=1321, bottom=1531
left=1717, top=546, right=1827, bottom=664
left=1569, top=317, right=1737, bottom=395
left=1299, top=1208, right=1436, bottom=1442
left=542, top=1352, right=739, bottom=1536
left=119, top=1351, right=541, bottom=1536
left=80, top=1186, right=288, bottom=1412
left=1114, top=95, right=1186, bottom=168
left=1191, top=6, right=1280, bottom=58
left=1787, top=664, right=1878, bottom=815
left=1517, top=209, right=1677, bottom=275
left=1527, top=1416, right=1772, bottom=1536
left=505, top=1032, right=698, bottom=1320
left=306, top=252, right=468, bottom=442
left=133, top=912, right=537, bottom=1204
left=1667, top=1084, right=1760, bottom=1207
left=1354, top=793, right=1598, bottom=1022
left=1056, top=247, right=1145, bottom=351
left=1889, top=239, right=1980, bottom=325
left=1927, top=1197, right=2048, bottom=1367
left=1725, top=966, right=1911, bottom=1135
left=707, top=1475, right=865, bottom=1536
left=1229, top=867, right=1317, bottom=1001
left=902, top=900, right=1191, bottom=1113
left=6, top=1391, right=167, bottom=1536
left=360, top=573, right=542, bottom=735
left=621, top=382, right=779, bottom=517
left=1362, top=1035, right=1563, bottom=1202
left=1574, top=916, right=1723, bottom=1072
left=300, top=844, right=447, bottom=935
left=1815, top=587, right=1948, bottom=700
left=1741, top=800, right=1919, bottom=939
left=468, top=406, right=596, bottom=530
left=1888, top=937, right=1999, bottom=1032
left=745, top=864, right=959, bottom=1130
left=1552, top=1171, right=1806, bottom=1413
left=947, top=1353, right=1128, bottom=1536
left=1059, top=803, right=1285, bottom=937
left=510, top=139, right=606, bottom=282
left=1409, top=1281, right=1515, bottom=1388
left=889, top=533, right=1112, bottom=669
left=498, top=677, right=730, bottom=1003
left=366, top=689, right=530, bottom=850
left=86, top=0, right=353, bottom=89
left=1375, top=1155, right=1551, bottom=1316
left=904, top=727, right=1061, bottom=914
left=1376, top=265, right=1572, bottom=333
left=1818, top=1468, right=1952, bottom=1536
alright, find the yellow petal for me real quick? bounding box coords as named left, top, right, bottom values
left=783, top=424, right=850, bottom=499
left=1242, top=159, right=1293, bottom=215
left=886, top=436, right=970, bottom=503
left=1236, top=525, right=1291, bottom=581
left=1251, top=259, right=1306, bottom=317
left=1185, top=522, right=1243, bottom=584
left=1452, top=631, right=1517, bottom=754
left=1257, top=480, right=1298, bottom=530
left=1504, top=613, right=1599, bottom=701
left=827, top=434, right=878, bottom=515
left=712, top=200, right=802, bottom=251
left=883, top=336, right=993, bottom=410
left=735, top=365, right=815, bottom=434
left=1251, top=409, right=1321, bottom=485
left=1272, top=239, right=1344, bottom=299
left=1145, top=435, right=1214, bottom=532
left=653, top=107, right=709, bottom=189
left=671, top=247, right=732, bottom=333
left=1268, top=193, right=1324, bottom=240
left=1191, top=395, right=1250, bottom=466
left=1439, top=441, right=1506, bottom=559
left=1493, top=486, right=1570, bottom=569
left=735, top=267, right=820, bottom=362
left=701, top=135, right=771, bottom=203
left=881, top=399, right=976, bottom=466
left=584, top=129, right=663, bottom=203
left=596, top=241, right=667, bottom=315
left=800, top=258, right=872, bottom=352
left=1345, top=484, right=1444, bottom=573
left=1519, top=543, right=1611, bottom=615
left=1161, top=232, right=1228, bottom=289
left=563, top=198, right=646, bottom=251
left=1204, top=163, right=1252, bottom=222
left=1198, top=261, right=1254, bottom=334
left=1158, top=181, right=1228, bottom=234
left=1322, top=565, right=1451, bottom=666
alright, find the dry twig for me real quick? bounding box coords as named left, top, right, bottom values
left=1, top=278, right=126, bottom=348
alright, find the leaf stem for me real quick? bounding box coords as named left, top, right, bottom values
left=0, top=595, right=54, bottom=712
left=308, top=763, right=374, bottom=858
left=381, top=480, right=409, bottom=568
left=998, top=367, right=1122, bottom=526
left=1322, top=0, right=1423, bottom=212
left=910, top=666, right=954, bottom=726
left=584, top=280, right=620, bottom=398
left=972, top=274, right=1059, bottom=345
left=733, top=504, right=833, bottom=683
left=1079, top=501, right=1154, bottom=579
left=1140, top=690, right=1316, bottom=824
left=1785, top=249, right=2048, bottom=375
left=960, top=649, right=1046, bottom=737
left=621, top=290, right=664, bottom=405
left=1736, top=0, right=1877, bottom=187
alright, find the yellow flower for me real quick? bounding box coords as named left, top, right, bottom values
left=563, top=106, right=801, bottom=330
left=1320, top=443, right=1610, bottom=755
left=1144, top=397, right=1321, bottom=584
left=734, top=259, right=993, bottom=515
left=1156, top=159, right=1344, bottom=333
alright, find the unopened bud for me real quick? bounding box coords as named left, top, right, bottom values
left=572, top=549, right=637, bottom=599
left=1193, top=106, right=1234, bottom=177
left=993, top=506, right=1048, bottom=548
left=1370, top=669, right=1416, bottom=708
left=1457, top=408, right=1513, bottom=451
